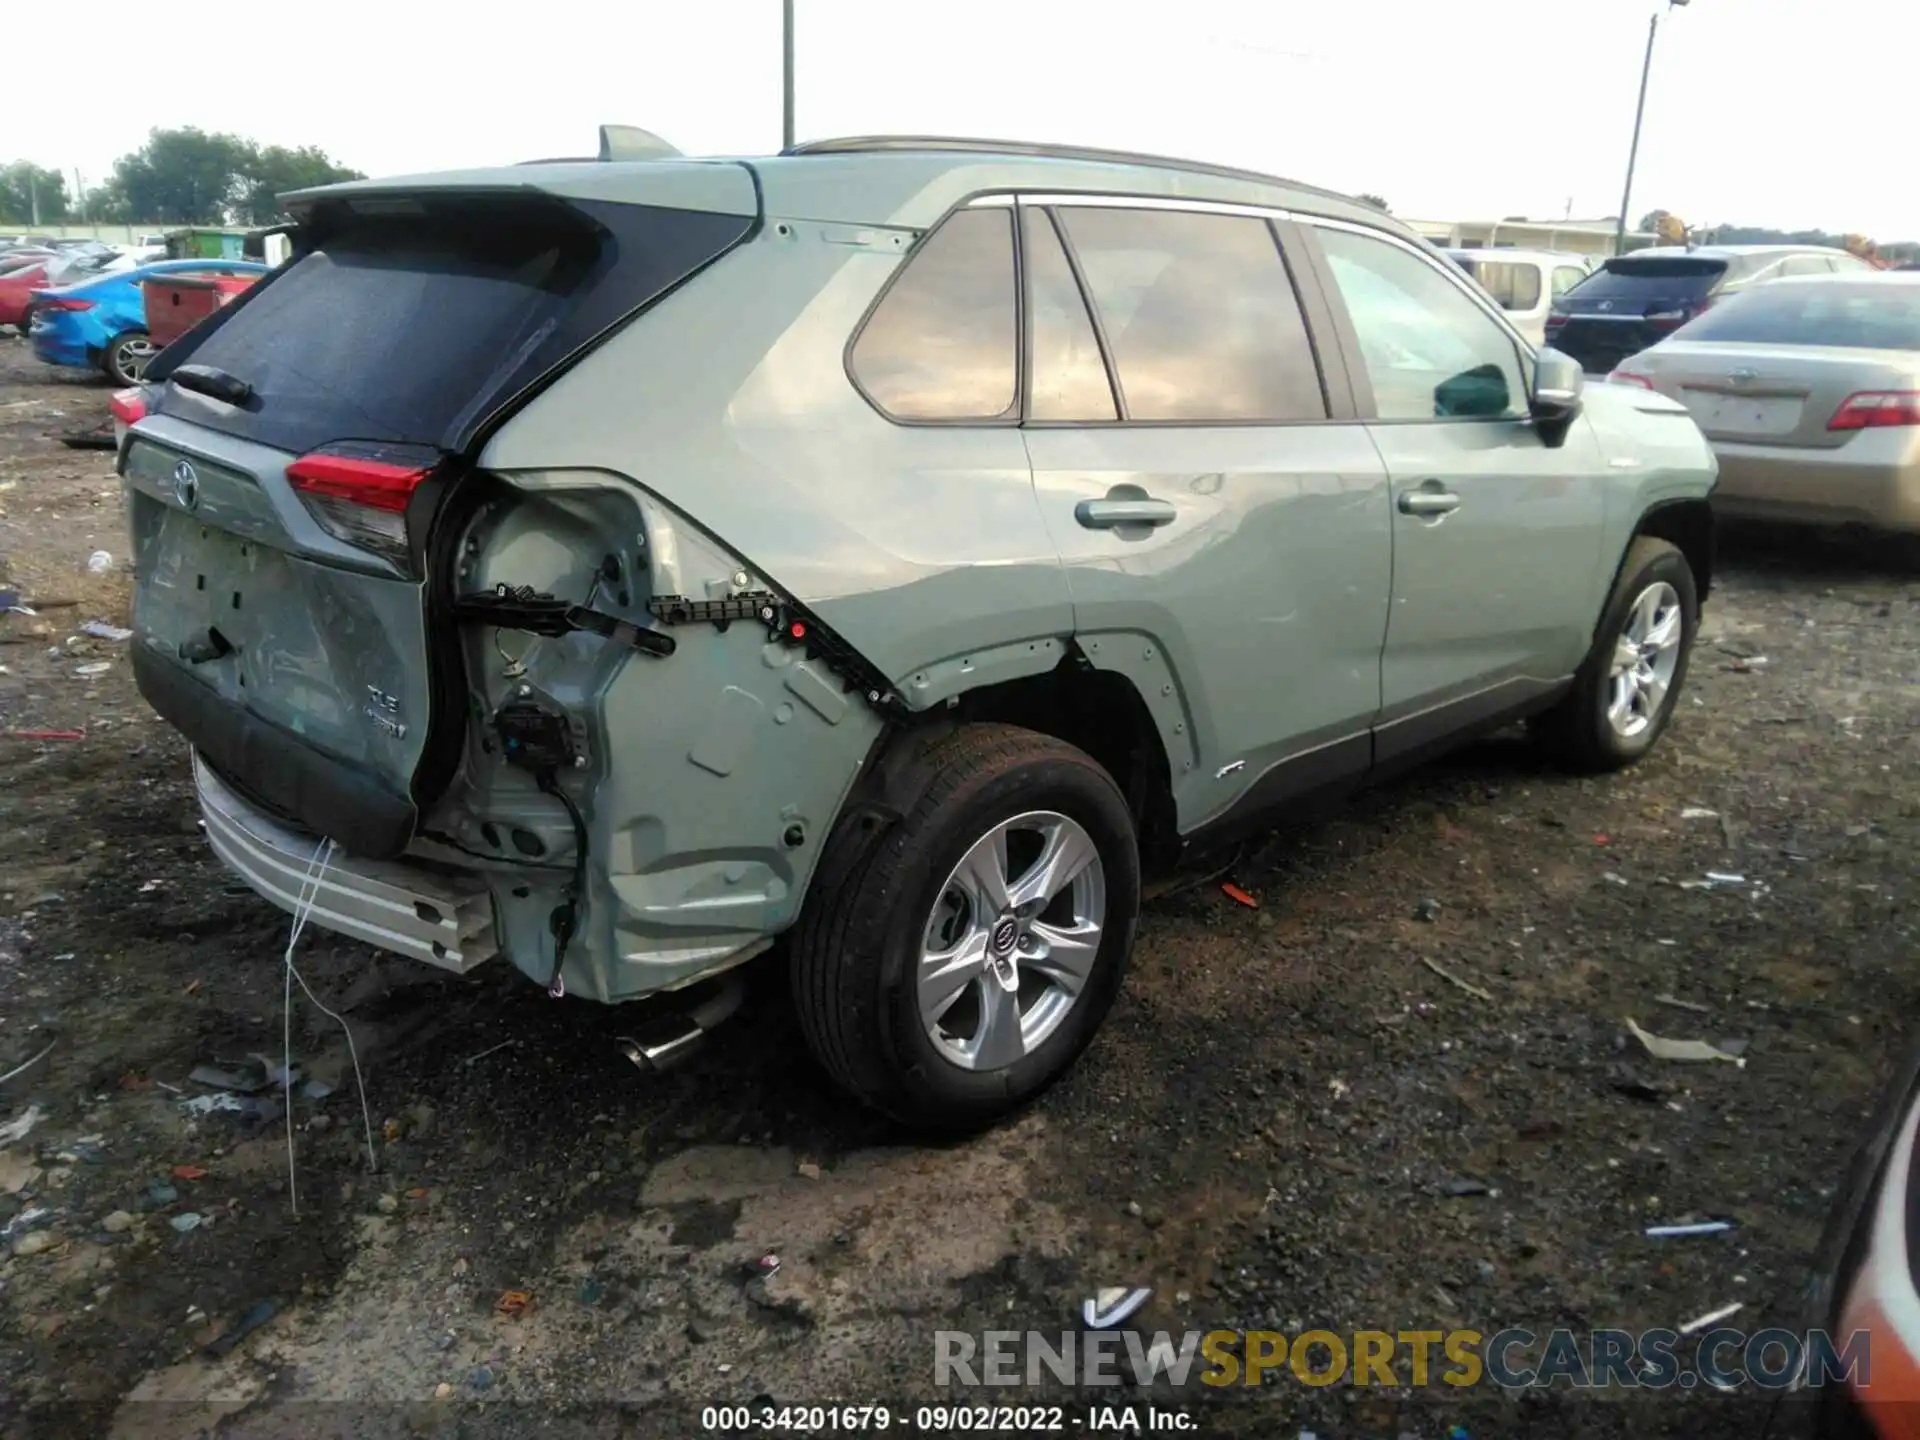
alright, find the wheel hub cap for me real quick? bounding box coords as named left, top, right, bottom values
left=918, top=810, right=1107, bottom=1073
left=1606, top=580, right=1684, bottom=740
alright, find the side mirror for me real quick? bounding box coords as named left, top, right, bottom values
left=1530, top=347, right=1585, bottom=448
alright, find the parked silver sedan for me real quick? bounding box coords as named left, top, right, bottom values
left=1611, top=272, right=1920, bottom=533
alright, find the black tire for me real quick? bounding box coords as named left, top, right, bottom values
left=102, top=329, right=154, bottom=386
left=1534, top=536, right=1698, bottom=772
left=790, top=723, right=1141, bottom=1132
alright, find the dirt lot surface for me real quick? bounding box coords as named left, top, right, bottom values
left=1, top=338, right=1917, bottom=1439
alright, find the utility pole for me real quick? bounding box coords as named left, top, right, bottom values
left=1615, top=0, right=1689, bottom=257
left=782, top=0, right=796, bottom=151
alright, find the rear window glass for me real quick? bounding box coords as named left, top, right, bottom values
left=150, top=196, right=753, bottom=456
left=1676, top=283, right=1920, bottom=350
left=1461, top=259, right=1542, bottom=312
left=1566, top=258, right=1728, bottom=299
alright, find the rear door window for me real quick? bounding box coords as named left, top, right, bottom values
left=1552, top=266, right=1587, bottom=297
left=1314, top=225, right=1527, bottom=422
left=850, top=208, right=1018, bottom=422
left=1056, top=207, right=1326, bottom=422
left=1022, top=208, right=1118, bottom=422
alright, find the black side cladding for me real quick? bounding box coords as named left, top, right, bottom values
left=145, top=185, right=758, bottom=459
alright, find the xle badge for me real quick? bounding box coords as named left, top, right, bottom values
left=365, top=684, right=406, bottom=740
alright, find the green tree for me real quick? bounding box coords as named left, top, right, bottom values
left=1357, top=193, right=1390, bottom=212
left=104, top=127, right=256, bottom=224
left=237, top=145, right=363, bottom=224
left=0, top=162, right=71, bottom=226
left=88, top=128, right=363, bottom=226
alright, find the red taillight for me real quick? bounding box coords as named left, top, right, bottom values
left=1610, top=371, right=1657, bottom=390
left=41, top=296, right=95, bottom=312
left=1828, top=391, right=1920, bottom=431
left=287, top=454, right=431, bottom=513
left=109, top=388, right=146, bottom=425
left=286, top=450, right=435, bottom=568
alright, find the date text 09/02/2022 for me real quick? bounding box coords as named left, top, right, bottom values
left=700, top=1405, right=1197, bottom=1432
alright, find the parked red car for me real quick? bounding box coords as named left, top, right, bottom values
left=0, top=260, right=51, bottom=333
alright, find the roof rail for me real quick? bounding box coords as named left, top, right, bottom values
left=783, top=135, right=1365, bottom=210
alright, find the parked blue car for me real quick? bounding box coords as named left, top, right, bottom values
left=30, top=258, right=269, bottom=386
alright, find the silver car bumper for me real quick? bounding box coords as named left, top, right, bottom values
left=194, top=753, right=498, bottom=972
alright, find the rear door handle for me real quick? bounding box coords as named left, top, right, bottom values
left=1075, top=498, right=1177, bottom=529
left=1397, top=488, right=1461, bottom=517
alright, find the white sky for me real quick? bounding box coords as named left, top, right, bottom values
left=17, top=0, right=1920, bottom=238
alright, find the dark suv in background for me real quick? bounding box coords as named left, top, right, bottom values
left=1548, top=244, right=1878, bottom=375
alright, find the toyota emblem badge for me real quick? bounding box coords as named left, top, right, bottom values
left=172, top=459, right=200, bottom=511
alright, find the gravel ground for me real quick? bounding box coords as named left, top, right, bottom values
left=1, top=338, right=1916, bottom=1439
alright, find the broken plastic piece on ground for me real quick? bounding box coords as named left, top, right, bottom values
left=1221, top=882, right=1258, bottom=908
left=1420, top=955, right=1494, bottom=1002
left=1083, top=1286, right=1153, bottom=1330
left=1646, top=1221, right=1733, bottom=1239
left=1678, top=1301, right=1744, bottom=1335
left=1625, top=1018, right=1748, bottom=1067
left=1654, top=993, right=1711, bottom=1015
left=86, top=551, right=112, bottom=574
left=171, top=1164, right=207, bottom=1181
left=190, top=1064, right=268, bottom=1095
left=4, top=729, right=84, bottom=742
left=1681, top=807, right=1719, bottom=820
left=203, top=1297, right=281, bottom=1358
left=1442, top=1178, right=1491, bottom=1197
left=1704, top=872, right=1747, bottom=885
left=0, top=1104, right=45, bottom=1147
left=0, top=1040, right=57, bottom=1093
left=73, top=662, right=111, bottom=677
left=495, top=1289, right=533, bottom=1318
left=170, top=1213, right=205, bottom=1233
left=80, top=620, right=132, bottom=641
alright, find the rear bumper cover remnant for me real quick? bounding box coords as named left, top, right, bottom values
left=133, top=644, right=417, bottom=856
left=195, top=754, right=497, bottom=972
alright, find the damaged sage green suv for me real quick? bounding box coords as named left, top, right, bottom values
left=120, top=131, right=1718, bottom=1129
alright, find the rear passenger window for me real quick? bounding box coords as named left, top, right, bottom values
left=1056, top=208, right=1326, bottom=422
left=1314, top=225, right=1526, bottom=422
left=1471, top=260, right=1542, bottom=311
left=850, top=208, right=1017, bottom=422
left=1023, top=208, right=1117, bottom=422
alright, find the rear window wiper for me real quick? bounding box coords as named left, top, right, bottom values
left=171, top=364, right=254, bottom=407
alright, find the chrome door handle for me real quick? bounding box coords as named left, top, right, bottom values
left=1075, top=498, right=1177, bottom=528
left=1397, top=489, right=1461, bottom=517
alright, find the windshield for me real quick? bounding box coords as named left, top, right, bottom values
left=1676, top=282, right=1920, bottom=351
left=1562, top=256, right=1728, bottom=302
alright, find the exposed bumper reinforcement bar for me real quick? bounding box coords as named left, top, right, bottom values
left=194, top=753, right=499, bottom=972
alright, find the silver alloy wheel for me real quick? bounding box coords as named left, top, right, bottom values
left=1606, top=580, right=1683, bottom=739
left=918, top=809, right=1107, bottom=1073
left=115, top=335, right=156, bottom=381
